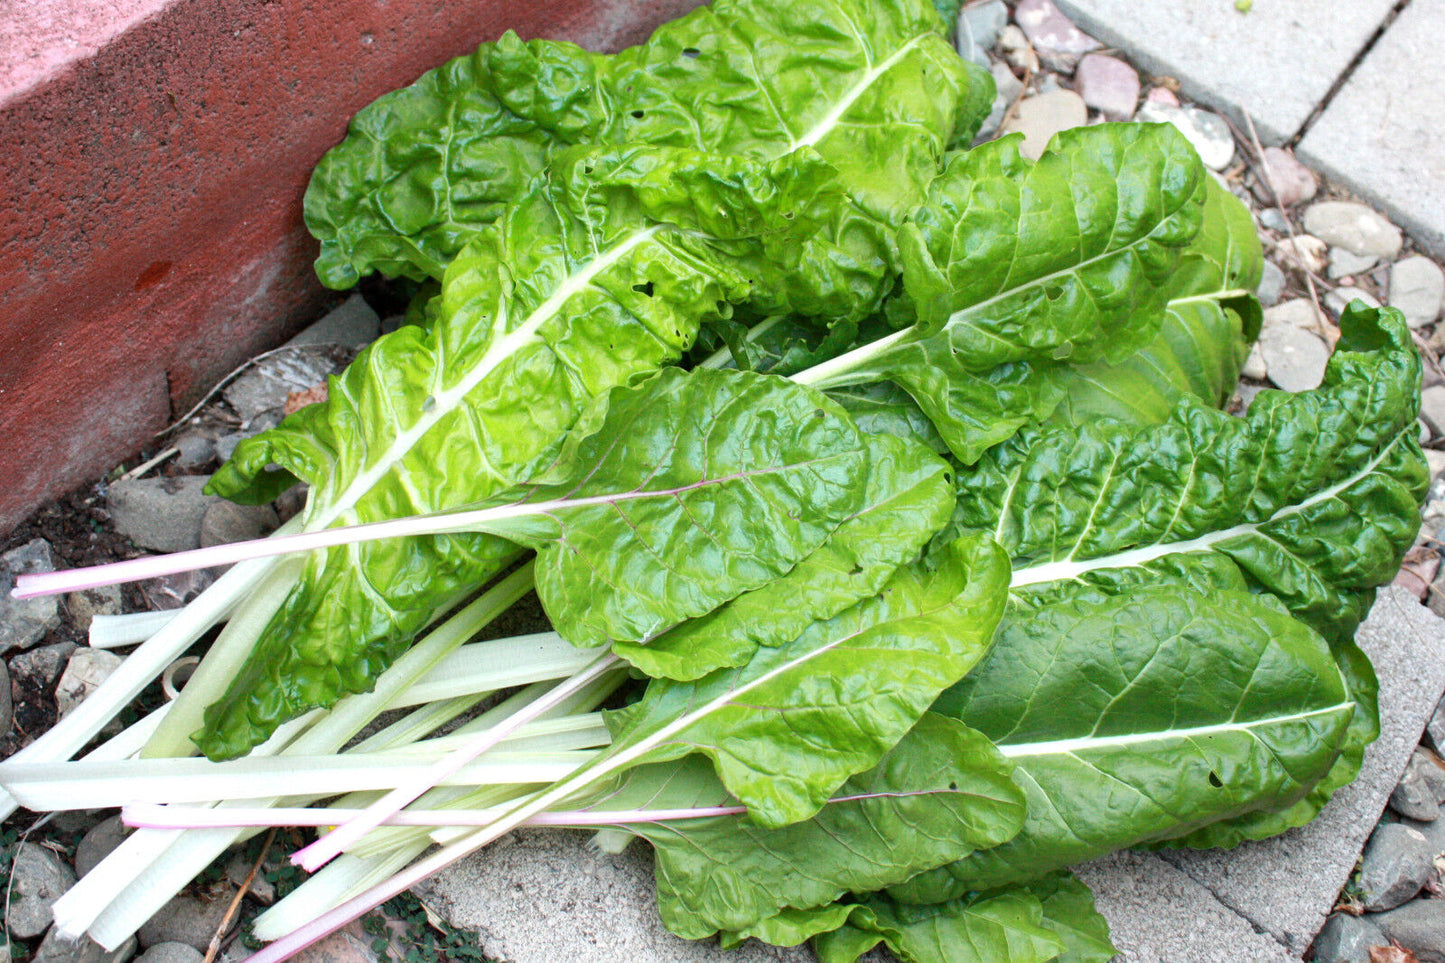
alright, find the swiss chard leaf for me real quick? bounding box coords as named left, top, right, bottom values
left=197, top=147, right=841, bottom=759
left=609, top=714, right=1024, bottom=940
left=600, top=535, right=1011, bottom=828
left=901, top=585, right=1355, bottom=898
left=799, top=122, right=1208, bottom=462
left=306, top=0, right=989, bottom=320
left=611, top=431, right=954, bottom=679
left=811, top=889, right=1065, bottom=963
left=472, top=366, right=870, bottom=646
left=1045, top=176, right=1264, bottom=428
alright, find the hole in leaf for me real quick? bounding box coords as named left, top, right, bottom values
left=583, top=165, right=594, bottom=174
left=632, top=281, right=655, bottom=297
left=1044, top=283, right=1065, bottom=302
left=783, top=211, right=795, bottom=219
left=1208, top=772, right=1223, bottom=788
left=682, top=47, right=701, bottom=58
left=631, top=110, right=645, bottom=119
left=422, top=395, right=437, bottom=412
left=849, top=564, right=864, bottom=576
left=948, top=781, right=958, bottom=791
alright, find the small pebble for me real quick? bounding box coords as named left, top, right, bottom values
left=173, top=431, right=218, bottom=469
left=0, top=661, right=11, bottom=736
left=106, top=475, right=216, bottom=553
left=1325, top=286, right=1381, bottom=318
left=1303, top=201, right=1403, bottom=259
left=1418, top=385, right=1445, bottom=436
left=999, top=89, right=1087, bottom=160
left=139, top=570, right=216, bottom=611
left=1264, top=297, right=1326, bottom=331
left=9, top=642, right=78, bottom=694
left=285, top=292, right=380, bottom=349
left=1390, top=751, right=1443, bottom=821
left=75, top=814, right=129, bottom=878
left=1258, top=208, right=1289, bottom=233
left=1310, top=912, right=1388, bottom=963
left=1389, top=255, right=1445, bottom=328
left=1241, top=343, right=1268, bottom=381
left=1, top=539, right=61, bottom=655
left=64, top=584, right=122, bottom=634
left=1371, top=898, right=1445, bottom=962
left=1145, top=86, right=1179, bottom=106
left=1427, top=693, right=1445, bottom=756
left=1013, top=0, right=1101, bottom=72
left=998, top=25, right=1039, bottom=74
left=1277, top=235, right=1329, bottom=276
left=956, top=0, right=1008, bottom=66
left=55, top=648, right=124, bottom=719
left=199, top=500, right=280, bottom=549
left=977, top=61, right=1024, bottom=140
left=1328, top=247, right=1379, bottom=279
left=1251, top=147, right=1317, bottom=207
left=1074, top=53, right=1138, bottom=121
left=1135, top=101, right=1234, bottom=170
left=1259, top=323, right=1329, bottom=392
left=137, top=894, right=235, bottom=950
left=1257, top=260, right=1285, bottom=307
left=136, top=944, right=204, bottom=963
left=1358, top=822, right=1435, bottom=911
left=5, top=842, right=77, bottom=938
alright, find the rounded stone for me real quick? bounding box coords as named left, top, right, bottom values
left=1135, top=101, right=1235, bottom=170
left=1389, top=255, right=1445, bottom=329
left=1258, top=320, right=1330, bottom=392
left=1372, top=898, right=1445, bottom=962
left=1311, top=912, right=1387, bottom=963
left=1074, top=53, right=1139, bottom=121
left=199, top=500, right=280, bottom=549
left=1303, top=201, right=1403, bottom=259
left=1252, top=147, right=1317, bottom=207
left=1328, top=247, right=1379, bottom=279
left=1257, top=260, right=1286, bottom=307
left=1277, top=235, right=1329, bottom=275
left=136, top=944, right=204, bottom=963
left=999, top=89, right=1088, bottom=160
left=75, top=814, right=129, bottom=878
left=137, top=895, right=233, bottom=950
left=5, top=842, right=78, bottom=938
left=1358, top=822, right=1436, bottom=912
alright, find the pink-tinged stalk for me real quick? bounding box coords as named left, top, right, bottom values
left=289, top=652, right=620, bottom=871
left=123, top=801, right=750, bottom=830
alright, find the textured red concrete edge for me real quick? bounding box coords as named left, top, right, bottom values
left=0, top=0, right=704, bottom=532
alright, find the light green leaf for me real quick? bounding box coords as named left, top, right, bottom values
left=306, top=0, right=988, bottom=320
left=197, top=146, right=840, bottom=759
left=799, top=122, right=1208, bottom=462
left=1046, top=176, right=1264, bottom=427
left=1032, top=873, right=1116, bottom=963
left=473, top=367, right=869, bottom=646
left=614, top=714, right=1023, bottom=939
left=612, top=431, right=954, bottom=679
left=602, top=535, right=1011, bottom=828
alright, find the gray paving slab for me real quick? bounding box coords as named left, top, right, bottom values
left=1160, top=588, right=1445, bottom=956
left=1052, top=0, right=1396, bottom=143
left=425, top=590, right=1445, bottom=962
left=1297, top=0, right=1445, bottom=261
left=1075, top=850, right=1295, bottom=962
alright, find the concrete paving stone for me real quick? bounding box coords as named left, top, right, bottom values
left=1161, top=588, right=1445, bottom=955
left=1052, top=0, right=1396, bottom=143
left=1074, top=850, right=1294, bottom=962
left=1297, top=0, right=1445, bottom=260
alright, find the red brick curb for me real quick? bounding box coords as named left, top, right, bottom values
left=0, top=0, right=702, bottom=532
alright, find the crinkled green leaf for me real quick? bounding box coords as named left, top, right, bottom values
left=1046, top=176, right=1264, bottom=427
left=890, top=305, right=1426, bottom=899
left=813, top=890, right=1064, bottom=963
left=601, top=535, right=1011, bottom=828
left=1030, top=873, right=1116, bottom=963
left=969, top=304, right=1425, bottom=645
left=307, top=0, right=989, bottom=320
left=800, top=122, right=1208, bottom=462
left=609, top=714, right=1023, bottom=940
left=469, top=367, right=868, bottom=646
left=898, top=585, right=1353, bottom=899
left=611, top=431, right=953, bottom=679
left=196, top=146, right=840, bottom=759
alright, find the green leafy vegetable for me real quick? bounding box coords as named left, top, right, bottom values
left=306, top=0, right=990, bottom=320
left=797, top=122, right=1209, bottom=462
left=609, top=714, right=1024, bottom=940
